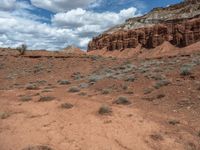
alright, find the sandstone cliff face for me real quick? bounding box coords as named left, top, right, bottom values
left=88, top=0, right=200, bottom=51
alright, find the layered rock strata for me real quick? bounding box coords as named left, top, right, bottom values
left=88, top=0, right=200, bottom=51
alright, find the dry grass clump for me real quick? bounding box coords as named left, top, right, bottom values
left=57, top=80, right=71, bottom=85
left=98, top=105, right=112, bottom=115
left=180, top=66, right=192, bottom=76
left=38, top=96, right=55, bottom=102
left=113, top=97, right=131, bottom=105
left=20, top=95, right=32, bottom=102
left=25, top=84, right=39, bottom=90
left=60, top=103, right=73, bottom=109
left=22, top=145, right=53, bottom=150
left=0, top=112, right=10, bottom=119
left=68, top=86, right=80, bottom=93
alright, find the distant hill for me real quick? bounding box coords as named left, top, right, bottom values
left=62, top=45, right=84, bottom=54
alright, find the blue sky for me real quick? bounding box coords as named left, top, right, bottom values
left=0, top=0, right=182, bottom=50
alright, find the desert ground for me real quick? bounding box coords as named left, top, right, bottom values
left=0, top=45, right=200, bottom=150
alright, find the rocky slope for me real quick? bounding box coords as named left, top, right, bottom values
left=88, top=0, right=200, bottom=51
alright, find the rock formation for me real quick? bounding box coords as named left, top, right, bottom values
left=88, top=0, right=200, bottom=51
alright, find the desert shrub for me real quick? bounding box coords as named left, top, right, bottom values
left=124, top=76, right=135, bottom=82
left=98, top=105, right=112, bottom=115
left=57, top=80, right=71, bottom=85
left=150, top=134, right=163, bottom=141
left=22, top=145, right=53, bottom=150
left=17, top=44, right=27, bottom=55
left=20, top=95, right=32, bottom=102
left=44, top=86, right=56, bottom=89
left=104, top=68, right=113, bottom=73
left=113, top=97, right=131, bottom=105
left=78, top=92, right=87, bottom=96
left=180, top=66, right=192, bottom=76
left=123, top=60, right=132, bottom=65
left=41, top=89, right=53, bottom=93
left=168, top=119, right=180, bottom=125
left=101, top=89, right=110, bottom=95
left=177, top=99, right=194, bottom=108
left=90, top=55, right=101, bottom=61
left=71, top=72, right=83, bottom=80
left=88, top=75, right=100, bottom=83
left=68, top=86, right=80, bottom=93
left=156, top=94, right=165, bottom=99
left=79, top=83, right=89, bottom=88
left=36, top=80, right=47, bottom=85
left=108, top=56, right=116, bottom=60
left=25, top=83, right=39, bottom=90
left=33, top=65, right=44, bottom=74
left=154, top=79, right=171, bottom=89
left=125, top=91, right=134, bottom=94
left=0, top=112, right=10, bottom=119
left=150, top=74, right=165, bottom=81
left=139, top=67, right=148, bottom=73
left=119, top=65, right=126, bottom=70
left=126, top=64, right=136, bottom=69
left=38, top=96, right=55, bottom=102
left=143, top=88, right=153, bottom=94
left=153, top=68, right=163, bottom=73
left=0, top=63, right=4, bottom=69
left=33, top=93, right=40, bottom=96
left=60, top=103, right=73, bottom=109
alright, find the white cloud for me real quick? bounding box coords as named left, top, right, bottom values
left=0, top=0, right=138, bottom=50
left=0, top=10, right=79, bottom=50
left=52, top=7, right=137, bottom=34
left=0, top=0, right=33, bottom=11
left=31, top=0, right=96, bottom=12
left=0, top=0, right=16, bottom=11
left=88, top=0, right=102, bottom=9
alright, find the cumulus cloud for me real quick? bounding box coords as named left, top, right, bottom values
left=31, top=0, right=96, bottom=12
left=0, top=10, right=82, bottom=50
left=0, top=0, right=33, bottom=11
left=53, top=8, right=137, bottom=28
left=52, top=7, right=137, bottom=36
left=0, top=0, right=139, bottom=50
left=0, top=0, right=16, bottom=11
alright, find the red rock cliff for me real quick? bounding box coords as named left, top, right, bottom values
left=88, top=0, right=200, bottom=51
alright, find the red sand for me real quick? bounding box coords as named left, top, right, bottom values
left=0, top=44, right=200, bottom=150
